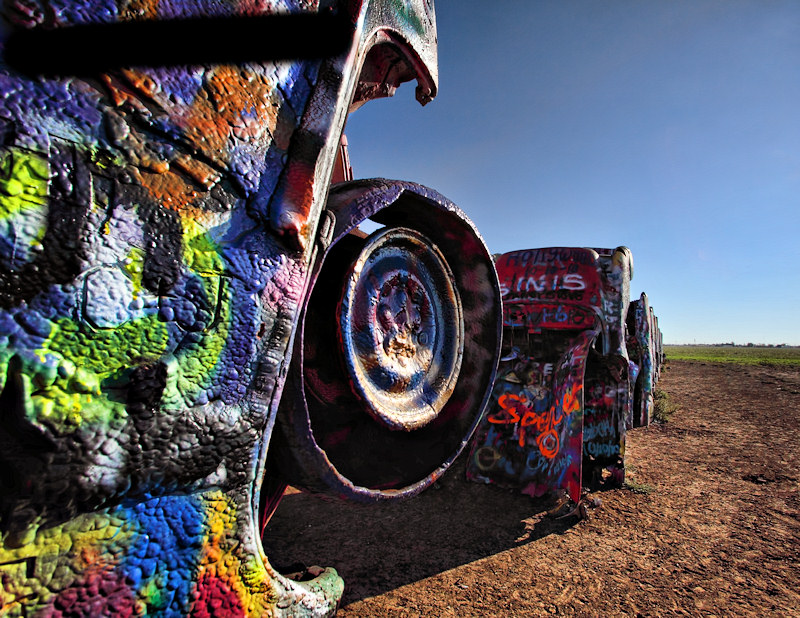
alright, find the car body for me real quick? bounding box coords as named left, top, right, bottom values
left=466, top=247, right=635, bottom=503
left=0, top=1, right=501, bottom=614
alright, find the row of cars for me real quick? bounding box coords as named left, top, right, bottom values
left=0, top=0, right=661, bottom=615
left=466, top=247, right=665, bottom=504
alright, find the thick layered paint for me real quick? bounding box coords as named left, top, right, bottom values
left=0, top=0, right=444, bottom=615
left=338, top=225, right=464, bottom=432
left=1, top=492, right=291, bottom=616
left=268, top=180, right=502, bottom=501
left=498, top=249, right=603, bottom=332
left=468, top=247, right=635, bottom=500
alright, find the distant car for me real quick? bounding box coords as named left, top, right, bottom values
left=627, top=292, right=657, bottom=426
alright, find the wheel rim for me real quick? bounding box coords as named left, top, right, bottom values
left=338, top=227, right=464, bottom=431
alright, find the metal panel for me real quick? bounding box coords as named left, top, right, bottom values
left=468, top=329, right=596, bottom=503
left=468, top=246, right=635, bottom=502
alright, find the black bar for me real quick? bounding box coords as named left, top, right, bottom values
left=4, top=12, right=354, bottom=76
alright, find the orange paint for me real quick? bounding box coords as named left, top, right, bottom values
left=101, top=64, right=284, bottom=212
left=491, top=383, right=583, bottom=457
left=489, top=393, right=524, bottom=424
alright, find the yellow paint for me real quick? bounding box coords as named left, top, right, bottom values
left=0, top=149, right=48, bottom=219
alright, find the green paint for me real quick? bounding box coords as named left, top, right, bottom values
left=89, top=147, right=124, bottom=172
left=0, top=349, right=10, bottom=395
left=390, top=0, right=425, bottom=35
left=46, top=315, right=168, bottom=375
left=0, top=149, right=50, bottom=250
left=124, top=247, right=146, bottom=297
left=172, top=275, right=231, bottom=404
left=141, top=576, right=167, bottom=612
left=5, top=209, right=237, bottom=428
left=161, top=219, right=232, bottom=408
left=32, top=315, right=169, bottom=427
left=183, top=221, right=224, bottom=276
left=0, top=149, right=49, bottom=219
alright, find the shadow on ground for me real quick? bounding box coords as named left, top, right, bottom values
left=262, top=457, right=581, bottom=604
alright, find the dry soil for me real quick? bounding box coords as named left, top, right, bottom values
left=263, top=360, right=800, bottom=617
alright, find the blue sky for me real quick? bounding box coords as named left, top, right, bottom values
left=344, top=1, right=800, bottom=345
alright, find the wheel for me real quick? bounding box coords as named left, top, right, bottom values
left=265, top=188, right=502, bottom=502
left=338, top=226, right=463, bottom=431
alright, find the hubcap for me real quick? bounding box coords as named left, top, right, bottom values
left=338, top=227, right=463, bottom=431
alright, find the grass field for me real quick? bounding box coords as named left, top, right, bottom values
left=665, top=345, right=800, bottom=367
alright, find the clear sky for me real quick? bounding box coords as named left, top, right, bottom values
left=344, top=0, right=800, bottom=345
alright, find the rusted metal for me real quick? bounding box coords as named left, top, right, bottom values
left=339, top=226, right=464, bottom=431
left=268, top=180, right=502, bottom=502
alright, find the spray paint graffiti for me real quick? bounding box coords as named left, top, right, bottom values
left=468, top=246, right=638, bottom=502
left=583, top=374, right=627, bottom=465
left=468, top=324, right=595, bottom=503
left=649, top=306, right=664, bottom=384
left=627, top=292, right=654, bottom=427
left=489, top=381, right=582, bottom=456
left=0, top=1, right=502, bottom=615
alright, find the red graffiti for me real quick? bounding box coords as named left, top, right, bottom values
left=489, top=384, right=583, bottom=458
left=489, top=393, right=525, bottom=424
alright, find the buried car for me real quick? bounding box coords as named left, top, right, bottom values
left=0, top=1, right=501, bottom=615
left=466, top=246, right=636, bottom=504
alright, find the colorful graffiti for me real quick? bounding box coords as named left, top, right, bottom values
left=583, top=370, right=628, bottom=480
left=626, top=292, right=654, bottom=427
left=489, top=379, right=581, bottom=456
left=0, top=1, right=502, bottom=615
left=468, top=326, right=595, bottom=503
left=649, top=306, right=664, bottom=384
left=468, top=246, right=638, bottom=503
left=0, top=3, right=342, bottom=607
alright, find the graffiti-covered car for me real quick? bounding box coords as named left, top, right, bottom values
left=0, top=1, right=502, bottom=615
left=650, top=306, right=664, bottom=383
left=627, top=292, right=654, bottom=427
left=466, top=247, right=634, bottom=504
left=626, top=294, right=666, bottom=427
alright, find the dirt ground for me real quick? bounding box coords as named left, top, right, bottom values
left=263, top=360, right=800, bottom=616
